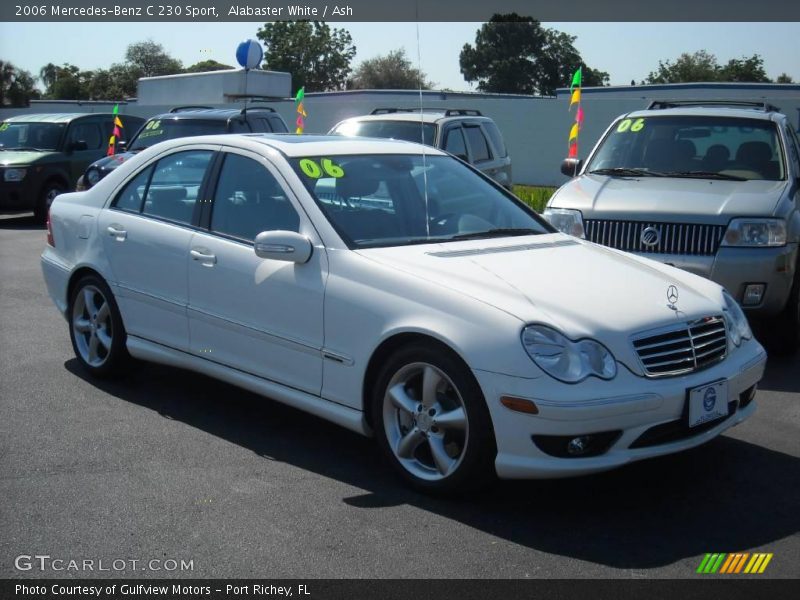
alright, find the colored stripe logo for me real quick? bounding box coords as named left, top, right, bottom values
left=697, top=553, right=773, bottom=574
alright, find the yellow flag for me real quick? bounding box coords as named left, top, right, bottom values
left=114, top=116, right=123, bottom=128
left=569, top=122, right=580, bottom=142
left=570, top=88, right=581, bottom=107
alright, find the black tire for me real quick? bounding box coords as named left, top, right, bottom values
left=68, top=274, right=130, bottom=378
left=769, top=273, right=800, bottom=355
left=34, top=180, right=66, bottom=223
left=372, top=341, right=497, bottom=495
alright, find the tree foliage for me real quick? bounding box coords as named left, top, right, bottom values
left=125, top=39, right=183, bottom=78
left=459, top=14, right=608, bottom=95
left=349, top=49, right=432, bottom=90
left=647, top=50, right=771, bottom=83
left=256, top=20, right=356, bottom=92
left=185, top=59, right=234, bottom=73
left=0, top=61, right=39, bottom=106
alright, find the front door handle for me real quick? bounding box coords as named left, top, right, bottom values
left=190, top=248, right=217, bottom=266
left=107, top=224, right=127, bottom=241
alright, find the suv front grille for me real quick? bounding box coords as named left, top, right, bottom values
left=632, top=316, right=728, bottom=377
left=584, top=220, right=725, bottom=255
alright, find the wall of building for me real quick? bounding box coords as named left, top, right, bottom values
left=3, top=83, right=799, bottom=186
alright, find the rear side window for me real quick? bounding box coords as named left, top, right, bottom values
left=142, top=150, right=213, bottom=225
left=67, top=121, right=103, bottom=149
left=483, top=122, right=508, bottom=158
left=443, top=127, right=467, bottom=157
left=269, top=116, right=289, bottom=133
left=464, top=125, right=491, bottom=162
left=785, top=125, right=799, bottom=170
left=113, top=166, right=153, bottom=213
left=229, top=119, right=251, bottom=133
left=210, top=153, right=299, bottom=241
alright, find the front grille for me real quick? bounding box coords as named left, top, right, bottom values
left=633, top=316, right=728, bottom=377
left=584, top=220, right=725, bottom=255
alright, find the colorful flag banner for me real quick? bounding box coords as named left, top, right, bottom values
left=569, top=87, right=581, bottom=108
left=107, top=104, right=121, bottom=156
left=566, top=68, right=583, bottom=162
left=295, top=87, right=306, bottom=134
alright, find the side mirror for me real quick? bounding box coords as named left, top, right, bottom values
left=69, top=140, right=89, bottom=152
left=560, top=157, right=583, bottom=177
left=254, top=230, right=313, bottom=263
left=116, top=140, right=127, bottom=152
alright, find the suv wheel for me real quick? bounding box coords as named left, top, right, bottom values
left=34, top=181, right=66, bottom=223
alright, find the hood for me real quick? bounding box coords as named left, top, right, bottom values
left=552, top=174, right=786, bottom=221
left=357, top=233, right=726, bottom=366
left=0, top=150, right=56, bottom=166
left=88, top=152, right=137, bottom=172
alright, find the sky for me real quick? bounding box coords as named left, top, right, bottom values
left=1, top=22, right=798, bottom=91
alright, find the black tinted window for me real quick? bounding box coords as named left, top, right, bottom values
left=130, top=120, right=227, bottom=151
left=229, top=119, right=251, bottom=133
left=211, top=154, right=299, bottom=241
left=464, top=125, right=491, bottom=162
left=114, top=166, right=153, bottom=213
left=270, top=116, right=289, bottom=133
left=483, top=122, right=508, bottom=158
left=142, top=150, right=213, bottom=224
left=443, top=127, right=467, bottom=157
left=333, top=120, right=436, bottom=146
left=68, top=121, right=103, bottom=149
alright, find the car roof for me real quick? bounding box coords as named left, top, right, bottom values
left=624, top=106, right=780, bottom=121
left=3, top=113, right=109, bottom=124
left=154, top=133, right=449, bottom=157
left=149, top=108, right=269, bottom=121
left=336, top=112, right=491, bottom=126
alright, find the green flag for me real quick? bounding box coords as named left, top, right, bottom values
left=112, top=103, right=119, bottom=115
left=295, top=87, right=305, bottom=102
left=570, top=67, right=582, bottom=91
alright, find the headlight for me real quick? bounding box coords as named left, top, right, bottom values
left=85, top=168, right=100, bottom=187
left=722, top=218, right=786, bottom=247
left=543, top=208, right=585, bottom=238
left=723, top=292, right=752, bottom=346
left=522, top=325, right=617, bottom=383
left=3, top=168, right=26, bottom=182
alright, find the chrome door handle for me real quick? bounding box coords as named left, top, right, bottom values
left=190, top=248, right=217, bottom=266
left=107, top=225, right=127, bottom=240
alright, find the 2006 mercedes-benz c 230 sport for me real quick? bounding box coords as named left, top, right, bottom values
left=41, top=133, right=767, bottom=493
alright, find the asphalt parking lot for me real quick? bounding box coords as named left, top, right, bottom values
left=1, top=213, right=798, bottom=579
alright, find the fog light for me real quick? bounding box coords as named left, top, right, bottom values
left=567, top=436, right=592, bottom=456
left=742, top=284, right=765, bottom=306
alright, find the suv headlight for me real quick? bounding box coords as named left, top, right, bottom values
left=522, top=325, right=616, bottom=383
left=723, top=292, right=752, bottom=346
left=85, top=167, right=100, bottom=187
left=543, top=208, right=585, bottom=238
left=3, top=168, right=26, bottom=182
left=722, top=218, right=786, bottom=247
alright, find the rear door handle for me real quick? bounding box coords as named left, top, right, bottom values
left=107, top=224, right=127, bottom=241
left=190, top=248, right=217, bottom=266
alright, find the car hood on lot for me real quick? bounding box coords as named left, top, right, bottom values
left=0, top=150, right=55, bottom=166
left=358, top=233, right=725, bottom=366
left=551, top=174, right=787, bottom=220
left=87, top=151, right=137, bottom=172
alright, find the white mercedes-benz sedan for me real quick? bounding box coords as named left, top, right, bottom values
left=41, top=134, right=767, bottom=493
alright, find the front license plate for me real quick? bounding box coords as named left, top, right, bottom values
left=688, top=380, right=729, bottom=428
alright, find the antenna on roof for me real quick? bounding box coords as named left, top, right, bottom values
left=415, top=2, right=430, bottom=238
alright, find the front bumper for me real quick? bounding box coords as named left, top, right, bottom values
left=0, top=179, right=35, bottom=212
left=474, top=339, right=766, bottom=479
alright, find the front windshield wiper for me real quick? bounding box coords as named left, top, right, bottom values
left=450, top=228, right=541, bottom=241
left=588, top=167, right=667, bottom=177
left=663, top=170, right=747, bottom=181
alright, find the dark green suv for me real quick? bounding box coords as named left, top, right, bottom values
left=0, top=112, right=145, bottom=221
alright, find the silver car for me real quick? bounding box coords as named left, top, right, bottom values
left=545, top=100, right=800, bottom=352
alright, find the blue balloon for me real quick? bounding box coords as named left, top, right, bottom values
left=236, top=39, right=263, bottom=70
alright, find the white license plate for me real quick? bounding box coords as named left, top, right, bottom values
left=688, top=380, right=729, bottom=428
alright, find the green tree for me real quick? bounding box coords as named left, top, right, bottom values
left=185, top=59, right=234, bottom=73
left=349, top=49, right=432, bottom=90
left=87, top=64, right=140, bottom=100
left=39, top=63, right=93, bottom=100
left=647, top=51, right=772, bottom=83
left=125, top=39, right=183, bottom=78
left=459, top=14, right=608, bottom=95
left=776, top=73, right=794, bottom=84
left=256, top=21, right=356, bottom=92
left=0, top=61, right=40, bottom=106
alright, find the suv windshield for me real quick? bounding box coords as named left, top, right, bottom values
left=129, top=119, right=228, bottom=151
left=331, top=120, right=436, bottom=146
left=0, top=122, right=65, bottom=151
left=587, top=115, right=785, bottom=181
left=292, top=154, right=548, bottom=248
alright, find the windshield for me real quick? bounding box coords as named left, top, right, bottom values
left=331, top=120, right=436, bottom=146
left=586, top=116, right=785, bottom=181
left=292, top=154, right=549, bottom=249
left=0, top=122, right=65, bottom=151
left=129, top=119, right=228, bottom=151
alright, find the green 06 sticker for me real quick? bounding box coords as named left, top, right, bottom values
left=299, top=158, right=345, bottom=179
left=0, top=123, right=9, bottom=132
left=617, top=118, right=645, bottom=133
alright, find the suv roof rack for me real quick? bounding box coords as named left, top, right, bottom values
left=647, top=100, right=781, bottom=112
left=169, top=105, right=214, bottom=113
left=240, top=106, right=276, bottom=116
left=370, top=107, right=483, bottom=117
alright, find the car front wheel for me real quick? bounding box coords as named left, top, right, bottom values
left=68, top=275, right=129, bottom=377
left=34, top=181, right=66, bottom=222
left=373, top=343, right=496, bottom=494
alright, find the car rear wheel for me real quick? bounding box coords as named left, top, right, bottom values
left=34, top=181, right=65, bottom=223
left=373, top=342, right=496, bottom=494
left=68, top=275, right=130, bottom=377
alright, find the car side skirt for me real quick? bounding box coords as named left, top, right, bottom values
left=126, top=335, right=370, bottom=437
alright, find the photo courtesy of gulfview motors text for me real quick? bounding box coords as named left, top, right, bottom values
left=0, top=0, right=798, bottom=597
